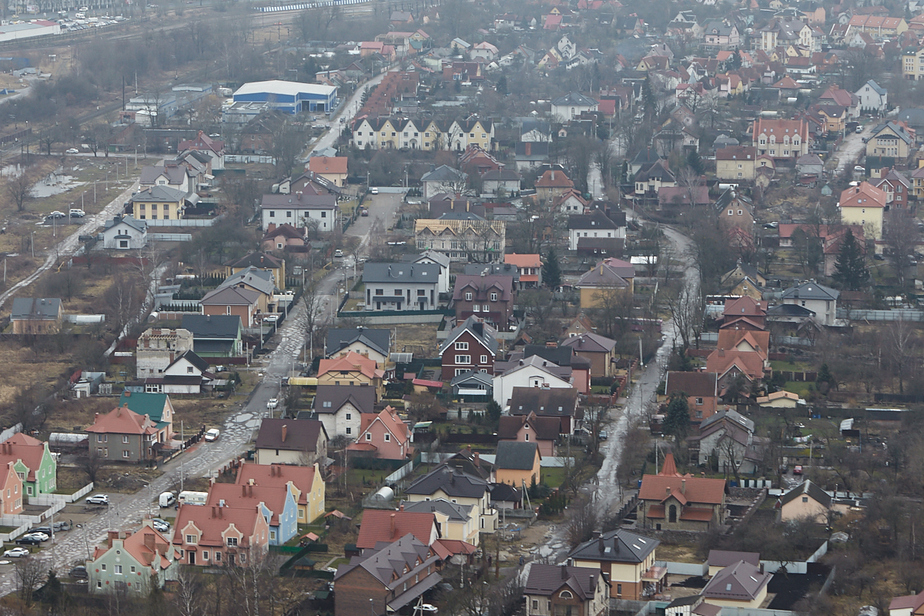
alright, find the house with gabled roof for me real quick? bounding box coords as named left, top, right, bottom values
left=199, top=285, right=261, bottom=328
left=575, top=260, right=632, bottom=309
left=0, top=433, right=56, bottom=497
left=498, top=411, right=559, bottom=457
left=326, top=327, right=390, bottom=364
left=310, top=384, right=375, bottom=440
left=568, top=210, right=625, bottom=253
left=86, top=406, right=169, bottom=463
left=236, top=462, right=325, bottom=524
left=494, top=441, right=541, bottom=488
left=701, top=560, right=772, bottom=608
left=692, top=409, right=763, bottom=475
left=638, top=453, right=726, bottom=531
left=634, top=160, right=676, bottom=196
left=100, top=215, right=148, bottom=250
left=706, top=348, right=767, bottom=389
left=536, top=168, right=576, bottom=202
left=88, top=524, right=178, bottom=595
left=225, top=251, right=285, bottom=290
left=890, top=590, right=924, bottom=616
left=130, top=185, right=189, bottom=222
left=708, top=550, right=760, bottom=577
left=356, top=508, right=440, bottom=551
left=866, top=121, right=914, bottom=161
left=551, top=92, right=598, bottom=123
left=507, top=386, right=581, bottom=434
left=451, top=275, right=516, bottom=330
left=207, top=481, right=298, bottom=546
left=0, top=462, right=22, bottom=515
left=525, top=564, right=610, bottom=616
left=665, top=371, right=719, bottom=423
left=781, top=280, right=840, bottom=326
left=778, top=479, right=833, bottom=523
left=567, top=528, right=662, bottom=600
left=180, top=314, right=243, bottom=358
left=561, top=332, right=617, bottom=378
left=492, top=357, right=574, bottom=409
left=404, top=465, right=497, bottom=533
left=347, top=406, right=412, bottom=461
left=439, top=316, right=498, bottom=380
left=172, top=502, right=269, bottom=567
left=317, top=351, right=384, bottom=393
left=117, top=392, right=174, bottom=439
left=721, top=297, right=767, bottom=330
left=402, top=498, right=479, bottom=547
left=10, top=297, right=62, bottom=335
left=134, top=350, right=214, bottom=395
left=254, top=418, right=328, bottom=466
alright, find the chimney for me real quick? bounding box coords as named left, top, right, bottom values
left=219, top=506, right=223, bottom=519
left=249, top=484, right=253, bottom=497
left=390, top=513, right=396, bottom=536
left=666, top=486, right=671, bottom=495
left=108, top=530, right=119, bottom=548
left=212, top=506, right=217, bottom=518
left=474, top=452, right=480, bottom=467
left=242, top=485, right=247, bottom=497
left=759, top=563, right=764, bottom=573
left=681, top=479, right=686, bottom=494
left=144, top=531, right=156, bottom=551
left=400, top=503, right=404, bottom=512
left=561, top=564, right=568, bottom=580
left=281, top=424, right=288, bottom=443
left=589, top=575, right=595, bottom=592
left=598, top=536, right=604, bottom=553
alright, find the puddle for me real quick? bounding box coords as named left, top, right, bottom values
left=30, top=172, right=84, bottom=198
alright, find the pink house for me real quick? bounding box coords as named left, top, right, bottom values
left=347, top=406, right=413, bottom=461
left=0, top=462, right=23, bottom=516
left=497, top=411, right=558, bottom=457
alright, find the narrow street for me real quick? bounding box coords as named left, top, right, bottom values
left=833, top=123, right=872, bottom=177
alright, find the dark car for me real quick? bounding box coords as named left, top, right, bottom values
left=31, top=527, right=52, bottom=536
left=69, top=566, right=88, bottom=579
left=16, top=535, right=42, bottom=545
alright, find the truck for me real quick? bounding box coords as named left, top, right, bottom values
left=158, top=491, right=176, bottom=507
left=177, top=491, right=209, bottom=506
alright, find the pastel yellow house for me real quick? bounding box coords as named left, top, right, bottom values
left=575, top=259, right=635, bottom=309
left=131, top=185, right=187, bottom=221
left=494, top=441, right=541, bottom=488
left=866, top=122, right=914, bottom=159
left=838, top=182, right=886, bottom=240
left=701, top=560, right=772, bottom=608
left=567, top=529, right=663, bottom=600
left=403, top=498, right=480, bottom=546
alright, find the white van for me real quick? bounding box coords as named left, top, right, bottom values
left=177, top=491, right=208, bottom=506
left=158, top=491, right=176, bottom=507
left=69, top=208, right=85, bottom=218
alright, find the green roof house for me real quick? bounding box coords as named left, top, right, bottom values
left=118, top=391, right=175, bottom=440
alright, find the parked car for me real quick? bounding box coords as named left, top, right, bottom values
left=31, top=527, right=52, bottom=536
left=16, top=535, right=42, bottom=545
left=151, top=519, right=170, bottom=533
left=86, top=494, right=109, bottom=505
left=266, top=398, right=279, bottom=410
left=69, top=565, right=88, bottom=579
left=46, top=211, right=66, bottom=219
left=263, top=314, right=279, bottom=323
left=361, top=208, right=369, bottom=217
left=333, top=250, right=343, bottom=258
left=204, top=428, right=220, bottom=442
left=24, top=532, right=49, bottom=542
left=65, top=148, right=79, bottom=154
left=69, top=208, right=85, bottom=217
left=370, top=187, right=379, bottom=194
left=598, top=430, right=608, bottom=440
left=53, top=521, right=72, bottom=532
left=4, top=547, right=29, bottom=558
left=793, top=465, right=803, bottom=475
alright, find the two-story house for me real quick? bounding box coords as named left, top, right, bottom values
left=414, top=217, right=506, bottom=263
left=181, top=314, right=243, bottom=359
left=504, top=254, right=542, bottom=287
left=347, top=406, right=412, bottom=461
left=493, top=355, right=576, bottom=408
left=751, top=118, right=810, bottom=161
left=439, top=316, right=498, bottom=379
left=355, top=508, right=440, bottom=552
left=866, top=121, right=914, bottom=160
left=254, top=418, right=328, bottom=466
left=172, top=502, right=270, bottom=566
left=638, top=453, right=726, bottom=531
left=236, top=462, right=326, bottom=524
left=207, top=482, right=299, bottom=546
left=307, top=156, right=348, bottom=187
left=781, top=280, right=840, bottom=326
left=451, top=275, right=516, bottom=330
left=85, top=406, right=169, bottom=463
left=139, top=163, right=195, bottom=196
left=116, top=391, right=174, bottom=441
left=317, top=351, right=384, bottom=394
left=260, top=193, right=338, bottom=233
left=567, top=529, right=662, bottom=600
left=872, top=168, right=911, bottom=209
left=838, top=182, right=886, bottom=240
left=130, top=186, right=188, bottom=222
left=856, top=80, right=888, bottom=114
left=199, top=286, right=261, bottom=328
left=136, top=328, right=194, bottom=379
left=560, top=333, right=617, bottom=378
left=99, top=216, right=148, bottom=250
left=88, top=525, right=177, bottom=595
left=363, top=262, right=441, bottom=311
left=507, top=386, right=581, bottom=435
left=326, top=328, right=391, bottom=364
left=575, top=260, right=633, bottom=309
left=568, top=210, right=626, bottom=253
left=10, top=297, right=62, bottom=335
left=665, top=371, right=719, bottom=423
left=498, top=411, right=559, bottom=457
left=524, top=564, right=610, bottom=616
left=404, top=465, right=498, bottom=533
left=494, top=441, right=541, bottom=488
left=550, top=92, right=598, bottom=123
left=310, top=385, right=376, bottom=440
left=0, top=462, right=23, bottom=515
left=0, top=434, right=56, bottom=498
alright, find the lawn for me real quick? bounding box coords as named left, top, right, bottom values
left=771, top=360, right=815, bottom=372
left=541, top=467, right=566, bottom=489
left=783, top=381, right=815, bottom=396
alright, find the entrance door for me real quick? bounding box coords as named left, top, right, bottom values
left=189, top=552, right=196, bottom=565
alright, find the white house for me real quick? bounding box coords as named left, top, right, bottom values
left=260, top=193, right=338, bottom=232
left=781, top=280, right=839, bottom=326
left=493, top=355, right=573, bottom=409
left=471, top=42, right=499, bottom=62
left=567, top=210, right=626, bottom=251
left=408, top=250, right=451, bottom=294
left=310, top=385, right=375, bottom=440
left=855, top=80, right=888, bottom=115
left=550, top=92, right=599, bottom=123
left=99, top=216, right=147, bottom=250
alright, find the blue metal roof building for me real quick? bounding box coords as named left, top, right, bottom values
left=232, top=80, right=338, bottom=114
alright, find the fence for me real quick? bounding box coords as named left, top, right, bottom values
left=144, top=218, right=218, bottom=227
left=150, top=233, right=193, bottom=242
left=840, top=308, right=924, bottom=322
left=1, top=500, right=65, bottom=527
left=0, top=423, right=22, bottom=444
left=0, top=521, right=30, bottom=542
left=29, top=482, right=94, bottom=506
left=64, top=314, right=106, bottom=324
left=654, top=561, right=707, bottom=576
left=384, top=458, right=417, bottom=484
left=225, top=154, right=276, bottom=164
left=738, top=479, right=773, bottom=489
left=337, top=309, right=449, bottom=325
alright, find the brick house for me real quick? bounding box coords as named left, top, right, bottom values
left=439, top=316, right=499, bottom=379
left=346, top=407, right=412, bottom=461
left=172, top=503, right=270, bottom=567
left=10, top=298, right=63, bottom=335
left=664, top=371, right=719, bottom=423
left=451, top=275, right=517, bottom=330
left=199, top=285, right=261, bottom=328
left=637, top=454, right=726, bottom=531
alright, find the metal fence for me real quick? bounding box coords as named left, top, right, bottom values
left=839, top=308, right=924, bottom=322
left=150, top=233, right=193, bottom=242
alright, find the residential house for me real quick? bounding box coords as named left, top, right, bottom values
left=637, top=453, right=726, bottom=531
left=137, top=350, right=214, bottom=395
left=567, top=529, right=662, bottom=600
left=560, top=332, right=617, bottom=378
left=751, top=118, right=810, bottom=160
left=575, top=259, right=634, bottom=309
left=199, top=285, right=261, bottom=328
left=420, top=165, right=468, bottom=199
left=347, top=406, right=412, bottom=461
left=0, top=462, right=22, bottom=515
left=890, top=591, right=924, bottom=616
left=708, top=550, right=761, bottom=578
left=317, top=351, right=384, bottom=393
left=634, top=160, right=676, bottom=196
left=902, top=48, right=924, bottom=81
left=405, top=250, right=451, bottom=294
left=225, top=252, right=285, bottom=291
left=207, top=482, right=298, bottom=546
left=402, top=498, right=479, bottom=547
left=551, top=92, right=599, bottom=123
left=172, top=502, right=270, bottom=566
left=693, top=409, right=762, bottom=475
left=178, top=130, right=225, bottom=169
left=715, top=147, right=774, bottom=181
left=404, top=465, right=497, bottom=533
left=307, top=156, right=348, bottom=187
left=0, top=433, right=56, bottom=498
left=451, top=275, right=516, bottom=330
left=506, top=386, right=581, bottom=435
left=236, top=462, right=326, bottom=524
left=721, top=296, right=767, bottom=330
left=705, top=348, right=767, bottom=389
left=117, top=392, right=174, bottom=440
left=481, top=168, right=521, bottom=195
left=701, top=560, right=772, bottom=608
left=254, top=418, right=328, bottom=466
left=439, top=316, right=498, bottom=379
left=216, top=266, right=278, bottom=315
left=796, top=153, right=824, bottom=177
left=88, top=525, right=177, bottom=595
left=139, top=164, right=195, bottom=196
left=856, top=80, right=888, bottom=114
left=536, top=168, right=576, bottom=202
left=333, top=534, right=441, bottom=616
left=665, top=371, right=719, bottom=423
left=492, top=356, right=574, bottom=409
left=756, top=391, right=801, bottom=409
left=568, top=210, right=626, bottom=253
left=846, top=14, right=908, bottom=39
left=778, top=480, right=832, bottom=524
left=720, top=262, right=767, bottom=292
left=136, top=328, right=194, bottom=379
left=85, top=406, right=169, bottom=463
left=494, top=441, right=541, bottom=488
left=515, top=142, right=550, bottom=171
left=866, top=122, right=914, bottom=160
left=260, top=192, right=338, bottom=233
left=414, top=217, right=506, bottom=263
left=130, top=185, right=188, bottom=222
left=872, top=168, right=911, bottom=209
left=702, top=20, right=740, bottom=49
left=181, top=314, right=243, bottom=358
left=262, top=224, right=307, bottom=253
left=498, top=412, right=558, bottom=457
left=99, top=216, right=147, bottom=250
left=362, top=262, right=440, bottom=311
left=310, top=385, right=375, bottom=440
left=356, top=508, right=440, bottom=551
left=326, top=328, right=390, bottom=364
left=781, top=280, right=840, bottom=326
left=451, top=370, right=494, bottom=402
left=504, top=254, right=541, bottom=288
left=524, top=564, right=610, bottom=616
left=556, top=190, right=590, bottom=215
left=10, top=297, right=62, bottom=335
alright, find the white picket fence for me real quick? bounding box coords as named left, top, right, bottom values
left=28, top=482, right=94, bottom=506
left=0, top=522, right=30, bottom=542
left=1, top=500, right=65, bottom=527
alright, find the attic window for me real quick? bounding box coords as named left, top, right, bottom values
left=726, top=583, right=733, bottom=591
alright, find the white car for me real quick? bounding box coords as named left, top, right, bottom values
left=263, top=314, right=279, bottom=323
left=3, top=548, right=29, bottom=558
left=65, top=148, right=79, bottom=154
left=86, top=494, right=109, bottom=505
left=204, top=428, right=220, bottom=442
left=266, top=398, right=279, bottom=410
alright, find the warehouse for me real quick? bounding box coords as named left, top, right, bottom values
left=232, top=80, right=338, bottom=115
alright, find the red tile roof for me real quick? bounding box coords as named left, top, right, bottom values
left=0, top=434, right=46, bottom=482
left=705, top=349, right=766, bottom=381
left=356, top=509, right=437, bottom=549
left=236, top=462, right=318, bottom=506
left=85, top=406, right=159, bottom=436
left=639, top=473, right=726, bottom=506
left=207, top=483, right=292, bottom=525
left=318, top=351, right=383, bottom=380
left=839, top=182, right=886, bottom=209
left=308, top=156, right=348, bottom=175
left=172, top=503, right=267, bottom=549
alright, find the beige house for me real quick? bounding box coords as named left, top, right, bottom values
left=838, top=182, right=886, bottom=240
left=701, top=560, right=772, bottom=608
left=903, top=48, right=924, bottom=81
left=404, top=465, right=498, bottom=534
left=254, top=419, right=328, bottom=466
left=866, top=122, right=914, bottom=159
left=778, top=480, right=834, bottom=524
left=524, top=564, right=610, bottom=616
left=130, top=186, right=187, bottom=221
left=567, top=529, right=663, bottom=600
left=402, top=498, right=480, bottom=546
left=307, top=156, right=348, bottom=187
left=415, top=218, right=506, bottom=263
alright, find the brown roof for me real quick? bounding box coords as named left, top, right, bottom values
left=172, top=503, right=266, bottom=549
left=318, top=351, right=383, bottom=380
left=535, top=169, right=574, bottom=189
left=356, top=509, right=437, bottom=549
left=497, top=412, right=559, bottom=441
left=723, top=296, right=767, bottom=318
left=639, top=456, right=726, bottom=506
left=254, top=418, right=327, bottom=453
left=207, top=483, right=292, bottom=525
left=716, top=329, right=770, bottom=357
left=839, top=182, right=886, bottom=209
left=85, top=406, right=159, bottom=436
left=705, top=349, right=765, bottom=381
left=235, top=462, right=319, bottom=507
left=665, top=372, right=717, bottom=399
left=308, top=156, right=348, bottom=175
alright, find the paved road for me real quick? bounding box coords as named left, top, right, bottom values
left=834, top=123, right=873, bottom=177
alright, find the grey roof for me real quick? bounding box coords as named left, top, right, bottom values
left=200, top=285, right=261, bottom=306
left=699, top=408, right=754, bottom=433
left=11, top=297, right=61, bottom=320
left=568, top=209, right=620, bottom=231
left=567, top=528, right=659, bottom=564
left=404, top=465, right=490, bottom=499
left=861, top=80, right=887, bottom=96
left=103, top=215, right=147, bottom=234
left=326, top=327, right=391, bottom=358
left=631, top=147, right=660, bottom=167
left=260, top=193, right=337, bottom=209
left=702, top=560, right=772, bottom=601
left=412, top=250, right=451, bottom=269
left=714, top=188, right=752, bottom=210
left=708, top=550, right=760, bottom=568
left=779, top=479, right=832, bottom=508
left=702, top=19, right=735, bottom=36
left=166, top=350, right=210, bottom=373
left=870, top=121, right=913, bottom=145
left=782, top=280, right=839, bottom=301
left=219, top=266, right=276, bottom=295
left=181, top=314, right=243, bottom=339
left=519, top=118, right=551, bottom=135
left=490, top=482, right=521, bottom=503
left=524, top=564, right=604, bottom=600
left=139, top=164, right=190, bottom=186
left=363, top=262, right=440, bottom=284
left=450, top=369, right=494, bottom=388
left=508, top=386, right=579, bottom=417
left=551, top=92, right=598, bottom=107
left=515, top=142, right=550, bottom=160
left=439, top=316, right=499, bottom=356
left=767, top=303, right=815, bottom=317
left=401, top=498, right=473, bottom=521
left=897, top=108, right=924, bottom=128
left=255, top=418, right=327, bottom=452
left=131, top=185, right=188, bottom=203
left=334, top=533, right=438, bottom=587
left=312, top=384, right=376, bottom=415
left=462, top=262, right=520, bottom=281
left=561, top=332, right=617, bottom=354
left=420, top=165, right=467, bottom=183
left=495, top=441, right=539, bottom=470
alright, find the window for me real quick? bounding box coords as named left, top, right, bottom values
left=122, top=435, right=129, bottom=444
left=366, top=433, right=372, bottom=441
left=227, top=537, right=238, bottom=547
left=695, top=397, right=704, bottom=405
left=97, top=581, right=102, bottom=589
left=532, top=601, right=538, bottom=610
left=490, top=292, right=498, bottom=301
left=202, top=551, right=209, bottom=561
left=473, top=305, right=480, bottom=312
left=97, top=435, right=106, bottom=443
left=345, top=413, right=351, bottom=420
left=346, top=427, right=352, bottom=435
left=270, top=531, right=276, bottom=541
left=123, top=450, right=130, bottom=458
left=802, top=496, right=809, bottom=502
left=321, top=211, right=327, bottom=218
left=101, top=564, right=106, bottom=571
left=456, top=355, right=470, bottom=364
left=480, top=355, right=488, bottom=364
left=617, top=584, right=623, bottom=596
left=560, top=591, right=573, bottom=599
left=215, top=552, right=221, bottom=562
left=115, top=565, right=122, bottom=575
left=130, top=567, right=135, bottom=573
left=384, top=434, right=391, bottom=442
left=483, top=305, right=489, bottom=312
left=455, top=342, right=469, bottom=351
left=465, top=292, right=472, bottom=301
left=186, top=535, right=197, bottom=545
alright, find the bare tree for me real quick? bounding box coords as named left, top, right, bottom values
left=566, top=493, right=599, bottom=548
left=664, top=282, right=704, bottom=350
left=172, top=564, right=203, bottom=616
left=14, top=557, right=45, bottom=605
left=82, top=448, right=105, bottom=484
left=886, top=317, right=917, bottom=394
left=6, top=169, right=32, bottom=212
left=886, top=208, right=919, bottom=290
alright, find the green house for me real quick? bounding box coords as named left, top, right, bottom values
left=118, top=392, right=175, bottom=441
left=0, top=433, right=57, bottom=497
